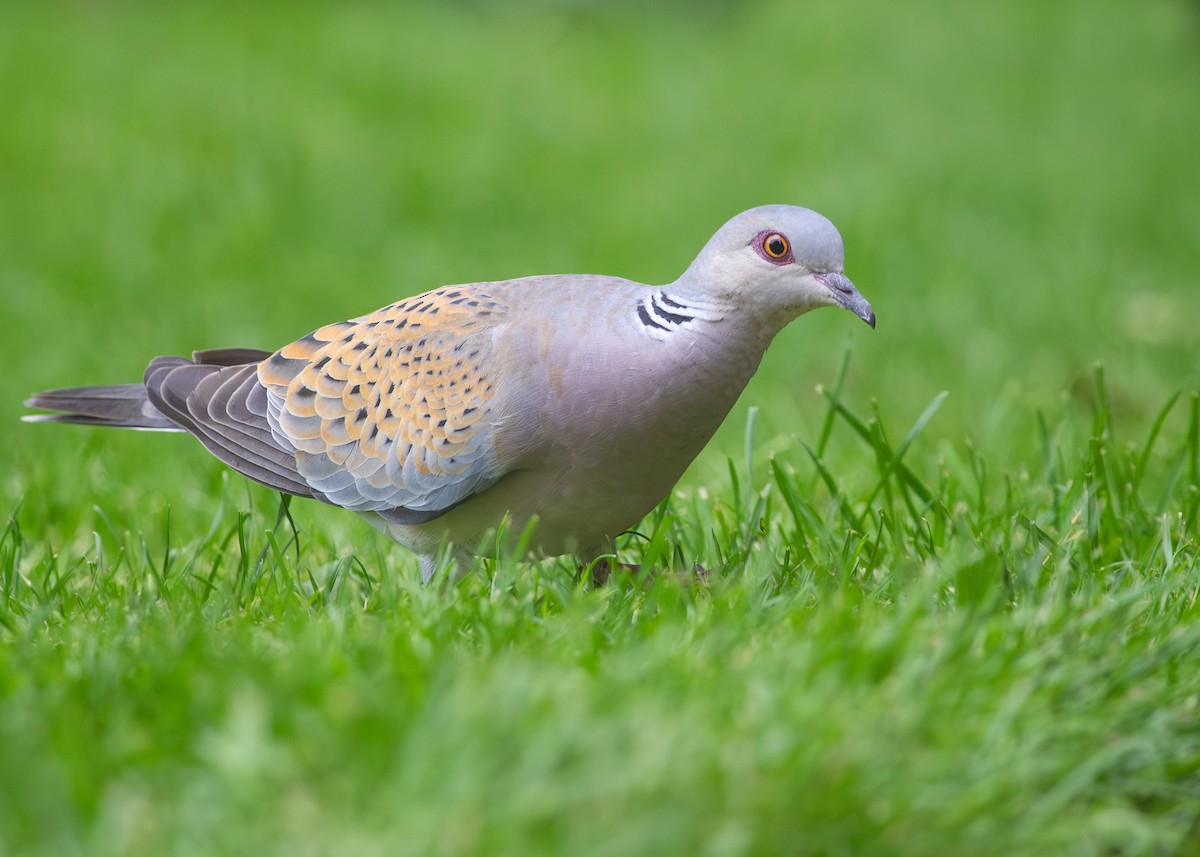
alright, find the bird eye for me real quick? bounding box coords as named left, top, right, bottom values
left=763, top=233, right=789, bottom=260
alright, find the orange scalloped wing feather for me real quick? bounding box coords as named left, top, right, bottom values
left=258, top=286, right=508, bottom=517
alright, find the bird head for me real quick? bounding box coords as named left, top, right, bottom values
left=678, top=205, right=875, bottom=329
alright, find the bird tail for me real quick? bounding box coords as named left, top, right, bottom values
left=22, top=384, right=179, bottom=431
left=22, top=348, right=272, bottom=431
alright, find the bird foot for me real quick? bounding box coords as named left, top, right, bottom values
left=587, top=558, right=709, bottom=587
left=588, top=558, right=642, bottom=587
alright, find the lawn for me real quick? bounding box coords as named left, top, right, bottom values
left=2, top=1, right=1199, bottom=855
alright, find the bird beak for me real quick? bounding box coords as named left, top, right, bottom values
left=816, top=272, right=875, bottom=329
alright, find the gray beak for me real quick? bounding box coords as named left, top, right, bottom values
left=816, top=272, right=875, bottom=329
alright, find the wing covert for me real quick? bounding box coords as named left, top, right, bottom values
left=258, top=286, right=510, bottom=517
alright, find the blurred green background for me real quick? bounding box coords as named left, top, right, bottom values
left=2, top=0, right=1199, bottom=540
left=3, top=3, right=1200, bottom=854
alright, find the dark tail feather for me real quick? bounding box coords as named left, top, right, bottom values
left=191, top=347, right=273, bottom=367
left=23, top=384, right=178, bottom=430
left=21, top=349, right=274, bottom=431
left=23, top=348, right=321, bottom=501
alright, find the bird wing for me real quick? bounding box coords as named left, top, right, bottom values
left=256, top=285, right=512, bottom=522
left=144, top=352, right=322, bottom=499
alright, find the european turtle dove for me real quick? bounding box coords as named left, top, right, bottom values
left=25, top=205, right=874, bottom=581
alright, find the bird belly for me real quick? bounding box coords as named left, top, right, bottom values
left=369, top=462, right=674, bottom=560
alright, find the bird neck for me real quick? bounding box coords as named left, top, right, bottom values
left=662, top=276, right=793, bottom=352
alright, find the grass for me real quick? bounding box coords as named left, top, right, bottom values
left=2, top=1, right=1200, bottom=855
left=2, top=362, right=1198, bottom=856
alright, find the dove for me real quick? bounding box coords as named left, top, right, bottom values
left=24, top=205, right=874, bottom=581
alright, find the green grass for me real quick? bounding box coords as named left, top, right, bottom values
left=3, top=1, right=1200, bottom=855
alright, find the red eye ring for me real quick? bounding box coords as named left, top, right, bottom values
left=763, top=233, right=789, bottom=260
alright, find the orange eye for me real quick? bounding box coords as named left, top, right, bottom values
left=763, top=233, right=789, bottom=259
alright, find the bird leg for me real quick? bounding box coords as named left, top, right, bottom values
left=585, top=556, right=709, bottom=587
left=587, top=557, right=643, bottom=587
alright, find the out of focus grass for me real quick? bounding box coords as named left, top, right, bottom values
left=2, top=1, right=1199, bottom=855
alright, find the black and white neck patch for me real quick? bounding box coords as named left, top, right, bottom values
left=635, top=291, right=725, bottom=341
